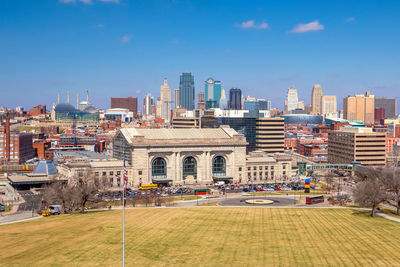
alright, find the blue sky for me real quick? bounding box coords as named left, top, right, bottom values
left=0, top=0, right=399, bottom=111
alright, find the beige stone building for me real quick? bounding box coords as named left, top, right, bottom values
left=328, top=127, right=386, bottom=167
left=56, top=155, right=124, bottom=188
left=113, top=127, right=247, bottom=186
left=321, top=95, right=337, bottom=115
left=245, top=151, right=292, bottom=182
left=311, top=84, right=323, bottom=115
left=343, top=91, right=375, bottom=124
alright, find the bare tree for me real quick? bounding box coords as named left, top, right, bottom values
left=353, top=169, right=387, bottom=217
left=324, top=171, right=335, bottom=192
left=381, top=168, right=400, bottom=215
left=41, top=178, right=72, bottom=213
left=70, top=170, right=106, bottom=213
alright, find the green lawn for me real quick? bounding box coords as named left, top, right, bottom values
left=1, top=208, right=400, bottom=266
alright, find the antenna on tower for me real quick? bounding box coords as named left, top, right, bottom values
left=86, top=90, right=89, bottom=104
left=67, top=91, right=70, bottom=104
left=58, top=92, right=60, bottom=104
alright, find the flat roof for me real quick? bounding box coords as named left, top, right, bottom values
left=121, top=127, right=236, bottom=140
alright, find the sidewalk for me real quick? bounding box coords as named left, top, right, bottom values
left=377, top=213, right=400, bottom=223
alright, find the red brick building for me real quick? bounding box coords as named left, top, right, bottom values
left=111, top=97, right=138, bottom=115
left=374, top=108, right=385, bottom=123
left=33, top=140, right=52, bottom=160
left=28, top=105, right=46, bottom=116
left=0, top=132, right=35, bottom=164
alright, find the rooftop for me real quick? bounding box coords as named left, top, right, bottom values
left=120, top=127, right=238, bottom=141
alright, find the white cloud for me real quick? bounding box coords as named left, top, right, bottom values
left=98, top=0, right=120, bottom=3
left=59, top=0, right=93, bottom=4
left=170, top=39, right=179, bottom=45
left=97, top=23, right=105, bottom=28
left=120, top=34, right=132, bottom=43
left=238, top=20, right=269, bottom=29
left=290, top=20, right=324, bottom=33
left=135, top=90, right=142, bottom=95
left=345, top=17, right=355, bottom=22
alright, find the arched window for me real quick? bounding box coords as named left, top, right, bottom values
left=183, top=156, right=197, bottom=179
left=152, top=157, right=166, bottom=177
left=212, top=156, right=226, bottom=175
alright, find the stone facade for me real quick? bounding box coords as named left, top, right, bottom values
left=113, top=127, right=247, bottom=187
left=245, top=151, right=293, bottom=183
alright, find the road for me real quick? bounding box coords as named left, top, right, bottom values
left=17, top=190, right=41, bottom=212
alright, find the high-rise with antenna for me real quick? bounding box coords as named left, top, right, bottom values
left=77, top=92, right=80, bottom=109
left=67, top=91, right=70, bottom=104
left=86, top=90, right=89, bottom=104
left=58, top=92, right=60, bottom=104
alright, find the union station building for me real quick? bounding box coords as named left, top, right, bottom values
left=112, top=126, right=247, bottom=187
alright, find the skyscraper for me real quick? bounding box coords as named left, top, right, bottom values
left=229, top=88, right=242, bottom=110
left=343, top=91, right=375, bottom=124
left=179, top=72, right=195, bottom=110
left=160, top=78, right=171, bottom=122
left=174, top=89, right=180, bottom=109
left=219, top=89, right=228, bottom=110
left=311, top=84, right=323, bottom=115
left=205, top=78, right=222, bottom=106
left=321, top=95, right=337, bottom=115
left=284, top=87, right=299, bottom=112
left=143, top=93, right=154, bottom=117
left=375, top=97, right=397, bottom=118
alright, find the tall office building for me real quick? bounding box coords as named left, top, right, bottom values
left=328, top=127, right=386, bottom=167
left=375, top=97, right=397, bottom=118
left=311, top=84, right=323, bottom=115
left=229, top=88, right=242, bottom=110
left=160, top=78, right=171, bottom=122
left=143, top=93, right=154, bottom=117
left=205, top=78, right=221, bottom=105
left=256, top=117, right=285, bottom=154
left=284, top=87, right=299, bottom=112
left=219, top=89, right=228, bottom=110
left=179, top=72, right=195, bottom=110
left=343, top=91, right=375, bottom=124
left=111, top=97, right=138, bottom=115
left=197, top=92, right=205, bottom=110
left=156, top=99, right=162, bottom=118
left=244, top=99, right=268, bottom=111
left=174, top=89, right=180, bottom=109
left=321, top=95, right=337, bottom=115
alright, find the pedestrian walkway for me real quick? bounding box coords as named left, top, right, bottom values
left=377, top=213, right=400, bottom=223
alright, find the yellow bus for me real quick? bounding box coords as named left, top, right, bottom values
left=139, top=184, right=158, bottom=190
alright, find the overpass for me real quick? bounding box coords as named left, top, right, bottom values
left=297, top=161, right=361, bottom=174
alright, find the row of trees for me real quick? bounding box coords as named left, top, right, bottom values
left=41, top=170, right=108, bottom=213
left=353, top=167, right=400, bottom=217
left=41, top=170, right=177, bottom=213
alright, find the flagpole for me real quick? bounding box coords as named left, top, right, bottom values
left=122, top=152, right=125, bottom=267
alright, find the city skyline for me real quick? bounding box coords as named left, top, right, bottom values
left=0, top=0, right=399, bottom=111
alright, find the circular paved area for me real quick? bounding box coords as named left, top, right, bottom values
left=219, top=196, right=297, bottom=206
left=245, top=199, right=274, bottom=205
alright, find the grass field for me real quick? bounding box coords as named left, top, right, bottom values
left=1, top=208, right=400, bottom=266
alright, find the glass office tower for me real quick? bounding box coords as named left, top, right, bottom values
left=179, top=72, right=195, bottom=110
